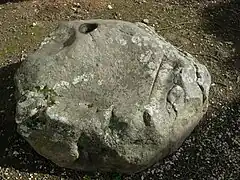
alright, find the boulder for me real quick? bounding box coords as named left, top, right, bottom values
left=15, top=19, right=211, bottom=173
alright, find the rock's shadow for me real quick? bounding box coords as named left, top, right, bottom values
left=0, top=62, right=20, bottom=158
left=202, top=0, right=240, bottom=71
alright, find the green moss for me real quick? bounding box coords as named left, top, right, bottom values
left=35, top=85, right=58, bottom=106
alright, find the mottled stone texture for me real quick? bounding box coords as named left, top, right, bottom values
left=15, top=19, right=211, bottom=173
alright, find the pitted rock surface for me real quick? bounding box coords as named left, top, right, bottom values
left=15, top=19, right=211, bottom=173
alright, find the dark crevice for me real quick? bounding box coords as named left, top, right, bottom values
left=143, top=110, right=151, bottom=126
left=63, top=28, right=76, bottom=47
left=194, top=64, right=207, bottom=104
left=108, top=109, right=128, bottom=136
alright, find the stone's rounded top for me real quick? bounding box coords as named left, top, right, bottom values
left=15, top=19, right=211, bottom=173
left=16, top=19, right=168, bottom=122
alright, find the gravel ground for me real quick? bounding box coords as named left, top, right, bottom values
left=0, top=0, right=239, bottom=179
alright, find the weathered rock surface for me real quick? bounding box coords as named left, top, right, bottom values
left=15, top=19, right=211, bottom=173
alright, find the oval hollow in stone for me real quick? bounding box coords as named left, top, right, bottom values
left=79, top=23, right=98, bottom=34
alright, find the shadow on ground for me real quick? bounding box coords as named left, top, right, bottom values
left=202, top=0, right=240, bottom=71
left=0, top=62, right=20, bottom=160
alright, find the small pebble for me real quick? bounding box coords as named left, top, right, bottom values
left=32, top=22, right=37, bottom=27
left=108, top=5, right=113, bottom=9
left=13, top=151, right=19, bottom=156
left=142, top=19, right=149, bottom=24
left=71, top=7, right=77, bottom=12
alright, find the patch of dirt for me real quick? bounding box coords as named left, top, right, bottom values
left=0, top=0, right=239, bottom=179
left=0, top=0, right=108, bottom=65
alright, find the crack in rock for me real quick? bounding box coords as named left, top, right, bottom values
left=194, top=64, right=207, bottom=104
left=148, top=55, right=166, bottom=100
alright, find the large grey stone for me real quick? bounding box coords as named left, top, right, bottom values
left=15, top=19, right=211, bottom=173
